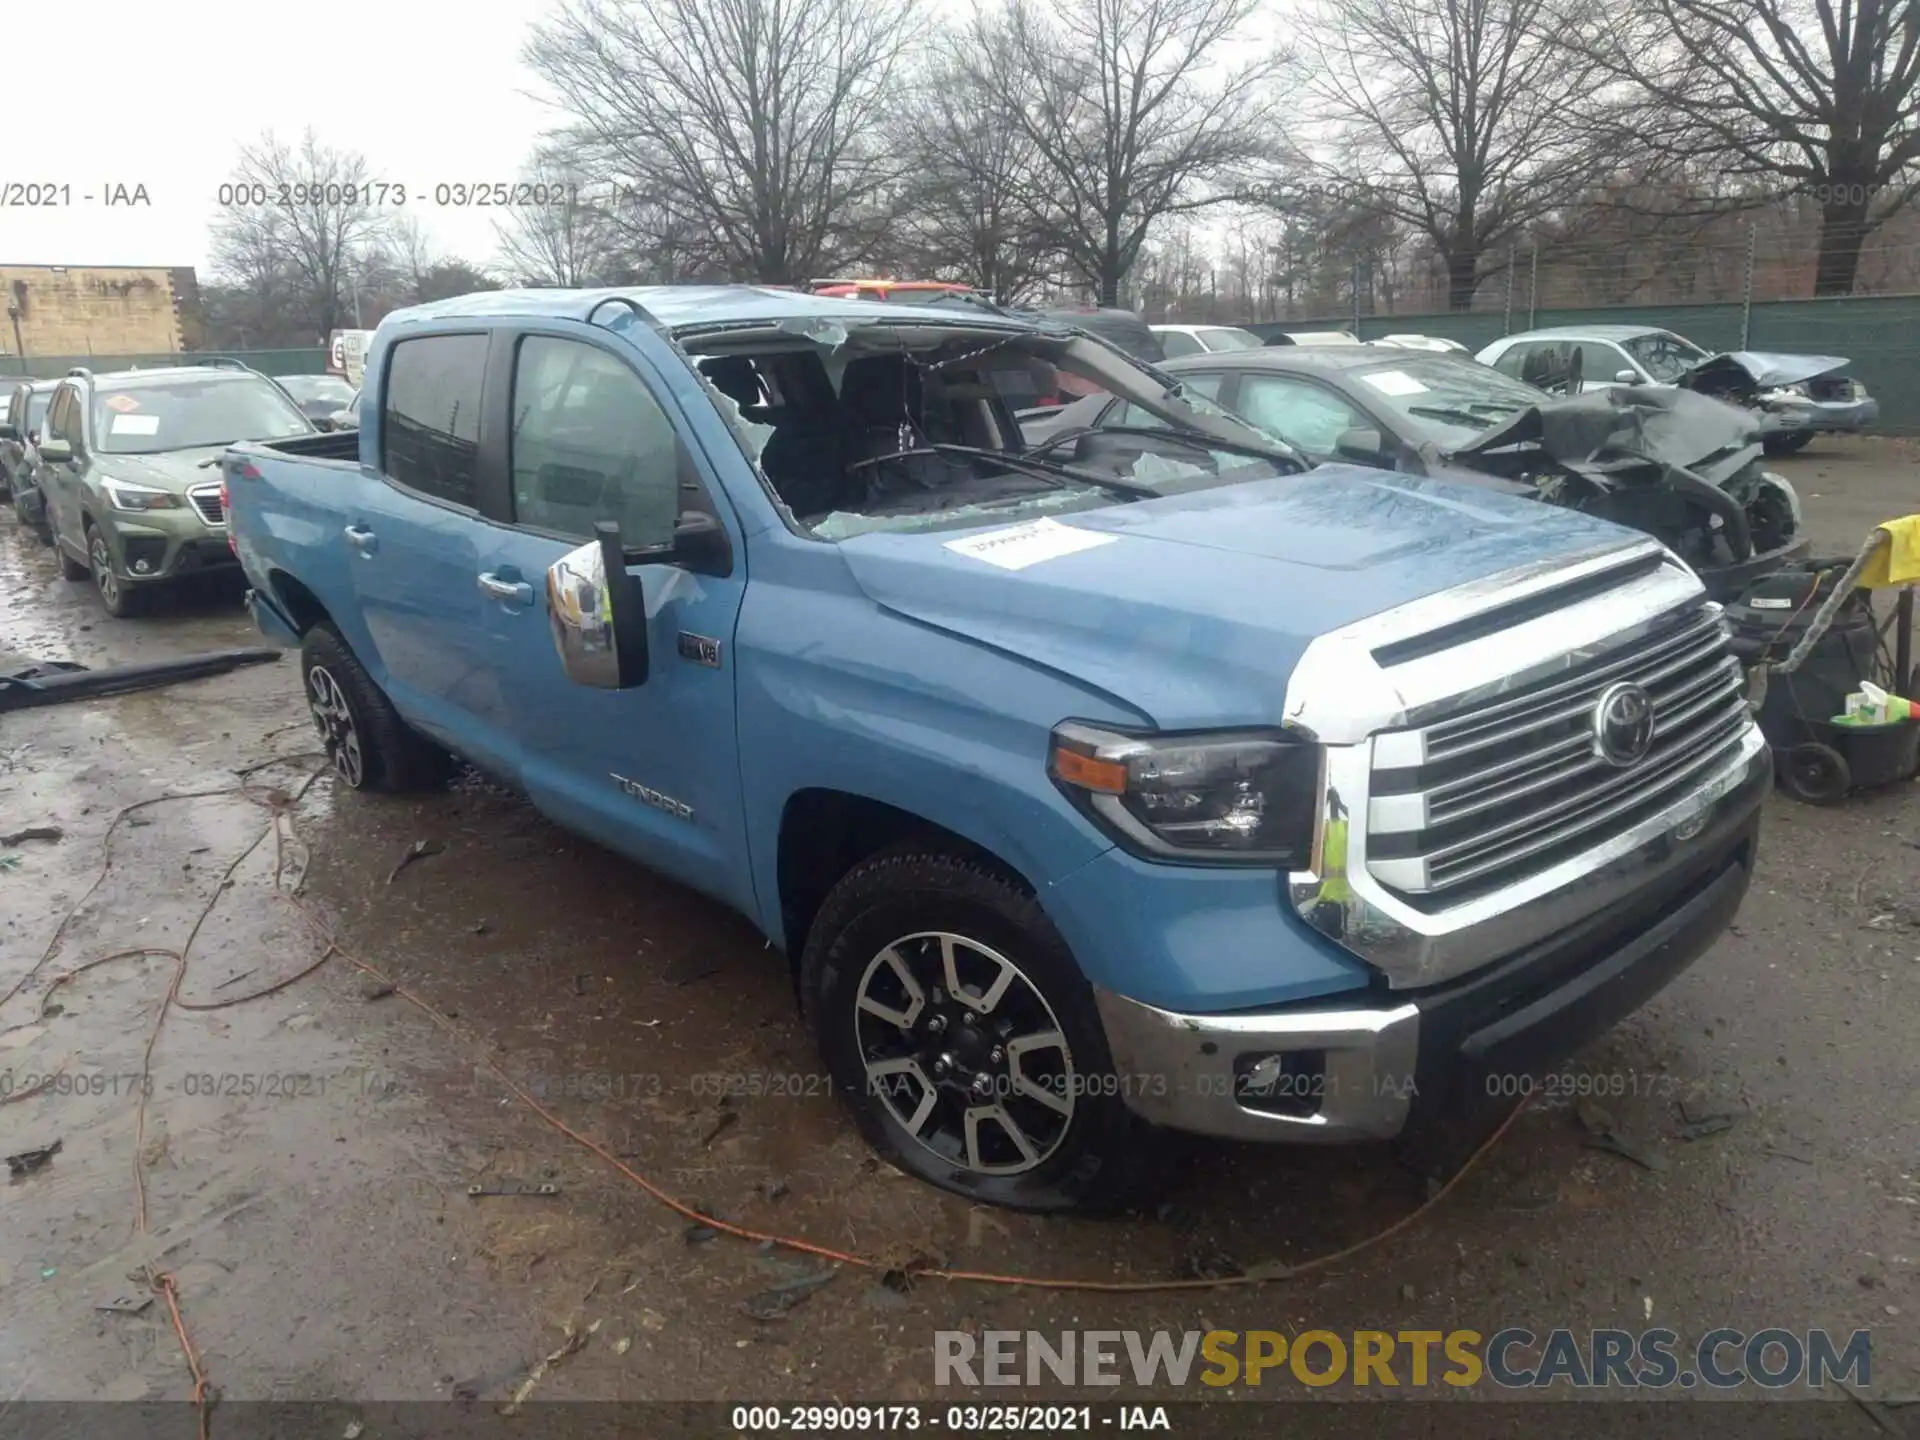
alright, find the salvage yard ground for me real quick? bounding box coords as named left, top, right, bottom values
left=1, top=438, right=1917, bottom=1413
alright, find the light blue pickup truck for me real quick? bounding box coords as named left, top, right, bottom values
left=225, top=286, right=1770, bottom=1212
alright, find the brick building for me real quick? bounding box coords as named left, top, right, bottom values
left=0, top=265, right=203, bottom=360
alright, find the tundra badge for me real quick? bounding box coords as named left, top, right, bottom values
left=611, top=774, right=694, bottom=820
left=677, top=632, right=723, bottom=668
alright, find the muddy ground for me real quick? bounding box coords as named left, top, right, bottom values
left=1, top=440, right=1917, bottom=1423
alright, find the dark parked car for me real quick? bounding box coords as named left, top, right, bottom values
left=2, top=377, right=60, bottom=538
left=1037, top=346, right=1808, bottom=599
left=273, top=373, right=361, bottom=430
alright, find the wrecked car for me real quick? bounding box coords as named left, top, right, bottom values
left=1475, top=325, right=1877, bottom=455
left=226, top=286, right=1768, bottom=1213
left=1040, top=345, right=1807, bottom=600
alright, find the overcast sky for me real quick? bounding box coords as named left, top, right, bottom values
left=6, top=0, right=560, bottom=273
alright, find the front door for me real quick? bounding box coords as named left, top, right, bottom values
left=346, top=329, right=515, bottom=779
left=39, top=385, right=87, bottom=559
left=476, top=322, right=753, bottom=912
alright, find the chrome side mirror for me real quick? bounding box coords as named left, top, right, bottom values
left=37, top=438, right=73, bottom=463
left=547, top=519, right=649, bottom=689
left=1615, top=369, right=1638, bottom=384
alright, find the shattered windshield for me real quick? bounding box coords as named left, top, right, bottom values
left=683, top=321, right=1300, bottom=540
left=1623, top=331, right=1709, bottom=382
left=1351, top=357, right=1546, bottom=446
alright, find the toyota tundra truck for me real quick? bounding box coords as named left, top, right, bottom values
left=224, top=286, right=1770, bottom=1213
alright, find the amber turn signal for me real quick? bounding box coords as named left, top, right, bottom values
left=1051, top=746, right=1127, bottom=794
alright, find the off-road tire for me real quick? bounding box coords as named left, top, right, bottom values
left=801, top=844, right=1164, bottom=1214
left=299, top=623, right=455, bottom=793
left=58, top=539, right=90, bottom=582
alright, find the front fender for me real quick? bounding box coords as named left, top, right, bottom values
left=734, top=575, right=1138, bottom=951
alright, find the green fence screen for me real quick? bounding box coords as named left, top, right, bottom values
left=0, top=348, right=328, bottom=380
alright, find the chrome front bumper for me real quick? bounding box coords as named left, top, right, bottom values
left=1094, top=721, right=1770, bottom=1144
left=1764, top=395, right=1878, bottom=433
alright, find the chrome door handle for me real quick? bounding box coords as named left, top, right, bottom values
left=477, top=572, right=534, bottom=607
left=343, top=524, right=377, bottom=555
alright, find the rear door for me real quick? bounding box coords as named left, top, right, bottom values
left=345, top=329, right=517, bottom=779
left=472, top=319, right=754, bottom=910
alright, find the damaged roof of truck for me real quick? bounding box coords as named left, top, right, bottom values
left=383, top=285, right=1061, bottom=339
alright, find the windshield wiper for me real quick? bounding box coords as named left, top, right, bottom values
left=1090, top=423, right=1309, bottom=471
left=913, top=442, right=1164, bottom=500
left=1405, top=403, right=1519, bottom=428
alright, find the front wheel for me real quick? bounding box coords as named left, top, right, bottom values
left=87, top=525, right=147, bottom=617
left=1763, top=431, right=1814, bottom=456
left=802, top=846, right=1163, bottom=1214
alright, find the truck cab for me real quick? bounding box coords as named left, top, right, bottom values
left=226, top=287, right=1770, bottom=1213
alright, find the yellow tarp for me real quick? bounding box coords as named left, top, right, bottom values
left=1861, top=514, right=1920, bottom=589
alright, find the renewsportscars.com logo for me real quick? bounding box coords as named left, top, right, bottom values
left=934, top=1328, right=1872, bottom=1390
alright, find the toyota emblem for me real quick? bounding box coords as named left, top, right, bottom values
left=1591, top=682, right=1655, bottom=766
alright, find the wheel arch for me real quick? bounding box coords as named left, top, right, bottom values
left=268, top=569, right=332, bottom=635
left=774, top=788, right=1037, bottom=971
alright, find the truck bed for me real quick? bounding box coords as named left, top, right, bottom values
left=247, top=429, right=362, bottom=463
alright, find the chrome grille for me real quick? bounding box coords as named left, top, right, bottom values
left=188, top=485, right=224, bottom=526
left=1366, top=603, right=1751, bottom=896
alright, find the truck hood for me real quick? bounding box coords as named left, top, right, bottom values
left=1682, top=350, right=1850, bottom=393
left=91, top=444, right=230, bottom=495
left=836, top=467, right=1641, bottom=728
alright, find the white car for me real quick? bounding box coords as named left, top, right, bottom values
left=1474, top=324, right=1877, bottom=454
left=1269, top=330, right=1361, bottom=346
left=1150, top=324, right=1265, bottom=358
left=1370, top=333, right=1470, bottom=354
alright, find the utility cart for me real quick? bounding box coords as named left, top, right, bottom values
left=1733, top=517, right=1920, bottom=804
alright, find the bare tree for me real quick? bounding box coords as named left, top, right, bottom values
left=1294, top=0, right=1618, bottom=310
left=493, top=151, right=624, bottom=286
left=887, top=54, right=1056, bottom=299
left=387, top=214, right=438, bottom=296
left=1597, top=0, right=1920, bottom=294
left=968, top=0, right=1283, bottom=306
left=524, top=0, right=918, bottom=284
left=208, top=129, right=394, bottom=340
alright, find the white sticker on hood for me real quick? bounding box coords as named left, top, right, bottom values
left=943, top=517, right=1117, bottom=571
left=1361, top=369, right=1429, bottom=396
left=110, top=413, right=161, bottom=435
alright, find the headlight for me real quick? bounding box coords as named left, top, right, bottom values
left=1048, top=721, right=1321, bottom=864
left=102, top=478, right=182, bottom=512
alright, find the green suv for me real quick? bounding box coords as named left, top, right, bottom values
left=38, top=362, right=315, bottom=616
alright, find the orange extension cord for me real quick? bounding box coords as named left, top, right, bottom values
left=1, top=757, right=1533, bottom=1437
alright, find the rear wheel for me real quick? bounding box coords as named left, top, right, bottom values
left=802, top=845, right=1163, bottom=1214
left=58, top=536, right=89, bottom=581
left=299, top=624, right=454, bottom=792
